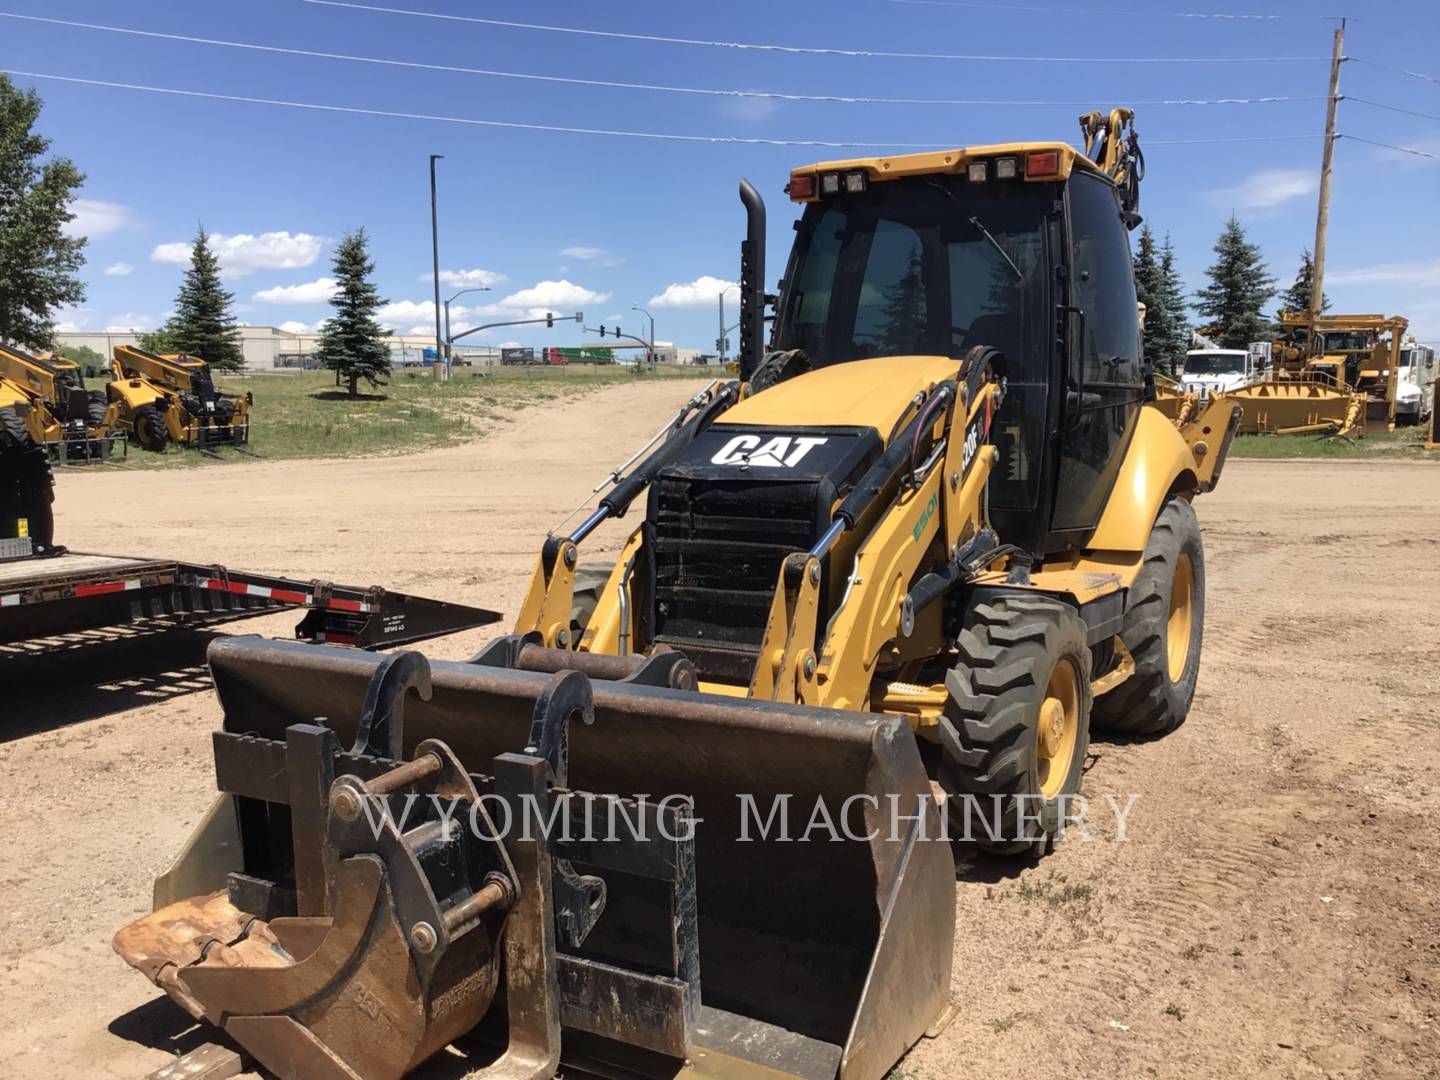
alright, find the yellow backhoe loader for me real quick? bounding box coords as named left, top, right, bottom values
left=114, top=108, right=1240, bottom=1080
left=109, top=344, right=253, bottom=454
left=0, top=342, right=122, bottom=463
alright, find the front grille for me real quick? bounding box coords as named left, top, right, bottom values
left=649, top=476, right=822, bottom=679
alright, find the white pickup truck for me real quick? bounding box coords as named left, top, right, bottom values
left=1180, top=347, right=1254, bottom=398
left=1395, top=339, right=1437, bottom=425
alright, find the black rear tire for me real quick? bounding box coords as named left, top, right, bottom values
left=1092, top=496, right=1205, bottom=737
left=134, top=405, right=169, bottom=452
left=86, top=389, right=109, bottom=427
left=938, top=595, right=1093, bottom=857
left=0, top=406, right=28, bottom=448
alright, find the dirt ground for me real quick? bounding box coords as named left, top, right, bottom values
left=2, top=378, right=1437, bottom=1079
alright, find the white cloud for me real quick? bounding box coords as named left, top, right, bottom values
left=151, top=231, right=325, bottom=278
left=103, top=262, right=134, bottom=277
left=1204, top=168, right=1316, bottom=213
left=560, top=246, right=624, bottom=268
left=105, top=313, right=156, bottom=331
left=379, top=300, right=479, bottom=331
left=483, top=279, right=611, bottom=316
left=253, top=277, right=340, bottom=304
left=378, top=300, right=441, bottom=327
left=64, top=199, right=135, bottom=239
left=428, top=268, right=507, bottom=289
left=648, top=275, right=738, bottom=309
left=379, top=280, right=609, bottom=331
left=55, top=304, right=91, bottom=332
left=278, top=320, right=317, bottom=334
left=1326, top=259, right=1440, bottom=289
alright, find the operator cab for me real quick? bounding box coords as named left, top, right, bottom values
left=771, top=143, right=1144, bottom=557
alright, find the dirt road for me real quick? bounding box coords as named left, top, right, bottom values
left=2, top=379, right=1436, bottom=1079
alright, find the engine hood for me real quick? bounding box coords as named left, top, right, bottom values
left=719, top=355, right=962, bottom=440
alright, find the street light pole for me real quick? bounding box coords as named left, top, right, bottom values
left=429, top=154, right=444, bottom=380
left=718, top=284, right=738, bottom=364
left=632, top=304, right=655, bottom=369
left=443, top=286, right=492, bottom=369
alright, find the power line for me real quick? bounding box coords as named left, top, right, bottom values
left=886, top=0, right=1325, bottom=18
left=0, top=12, right=1324, bottom=111
left=0, top=67, right=1323, bottom=150
left=1337, top=133, right=1440, bottom=159
left=302, top=0, right=1329, bottom=63
left=1348, top=57, right=1440, bottom=86
left=1346, top=96, right=1440, bottom=123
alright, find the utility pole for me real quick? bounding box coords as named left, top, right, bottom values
left=1310, top=19, right=1345, bottom=318
left=429, top=154, right=445, bottom=380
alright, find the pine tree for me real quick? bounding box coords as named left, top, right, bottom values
left=1276, top=249, right=1328, bottom=320
left=1132, top=226, right=1190, bottom=376
left=1193, top=215, right=1276, bottom=349
left=1132, top=225, right=1165, bottom=368
left=0, top=75, right=87, bottom=351
left=153, top=226, right=245, bottom=370
left=315, top=229, right=391, bottom=395
left=1156, top=234, right=1191, bottom=374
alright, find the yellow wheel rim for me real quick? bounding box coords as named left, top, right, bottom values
left=1167, top=552, right=1194, bottom=683
left=1035, top=658, right=1080, bottom=799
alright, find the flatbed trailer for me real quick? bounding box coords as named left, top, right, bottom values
left=0, top=551, right=500, bottom=650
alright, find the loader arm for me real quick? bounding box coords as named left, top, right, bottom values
left=515, top=380, right=738, bottom=647
left=753, top=363, right=1005, bottom=709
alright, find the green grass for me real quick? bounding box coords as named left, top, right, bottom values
left=1228, top=427, right=1437, bottom=461
left=105, top=365, right=704, bottom=469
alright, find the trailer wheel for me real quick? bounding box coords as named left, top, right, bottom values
left=570, top=561, right=615, bottom=635
left=1092, top=496, right=1204, bottom=737
left=134, top=406, right=169, bottom=452
left=939, top=595, right=1092, bottom=856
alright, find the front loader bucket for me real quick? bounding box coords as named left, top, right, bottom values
left=115, top=637, right=955, bottom=1080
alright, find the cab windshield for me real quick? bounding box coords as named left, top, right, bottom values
left=1319, top=331, right=1371, bottom=353
left=773, top=177, right=1053, bottom=369
left=1184, top=353, right=1246, bottom=376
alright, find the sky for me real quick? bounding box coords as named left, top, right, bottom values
left=5, top=0, right=1439, bottom=352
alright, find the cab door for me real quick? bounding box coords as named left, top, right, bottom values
left=1049, top=171, right=1144, bottom=545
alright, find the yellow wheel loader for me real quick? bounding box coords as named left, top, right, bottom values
left=0, top=342, right=122, bottom=463
left=109, top=344, right=253, bottom=454
left=114, top=108, right=1239, bottom=1080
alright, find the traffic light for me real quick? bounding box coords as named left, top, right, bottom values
left=545, top=312, right=554, bottom=329
left=599, top=325, right=606, bottom=337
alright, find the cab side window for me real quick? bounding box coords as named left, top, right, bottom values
left=1052, top=172, right=1142, bottom=535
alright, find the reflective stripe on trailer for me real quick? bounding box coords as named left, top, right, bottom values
left=73, top=579, right=143, bottom=598
left=325, top=598, right=372, bottom=613
left=203, top=579, right=312, bottom=606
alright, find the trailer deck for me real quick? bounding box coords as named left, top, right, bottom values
left=0, top=551, right=500, bottom=650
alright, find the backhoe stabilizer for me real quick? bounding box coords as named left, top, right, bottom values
left=115, top=637, right=956, bottom=1080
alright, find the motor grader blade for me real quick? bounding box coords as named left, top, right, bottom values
left=115, top=637, right=955, bottom=1080
left=1220, top=379, right=1363, bottom=437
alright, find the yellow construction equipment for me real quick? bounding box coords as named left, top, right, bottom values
left=115, top=108, right=1240, bottom=1080
left=0, top=342, right=122, bottom=463
left=109, top=344, right=253, bottom=454
left=0, top=376, right=59, bottom=559
left=1232, top=310, right=1409, bottom=436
